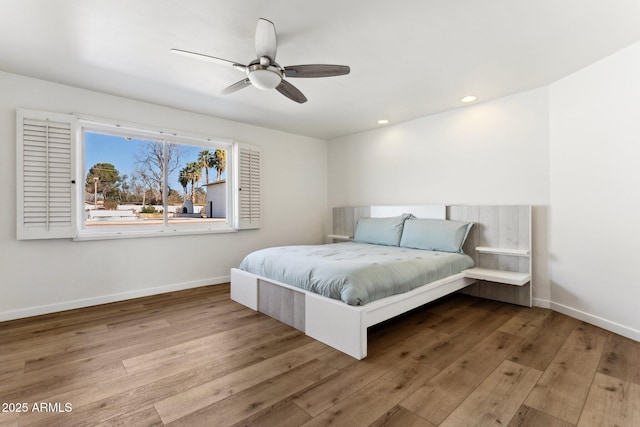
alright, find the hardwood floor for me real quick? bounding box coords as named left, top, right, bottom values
left=1, top=284, right=639, bottom=426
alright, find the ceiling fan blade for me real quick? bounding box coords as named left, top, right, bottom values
left=255, top=18, right=277, bottom=62
left=171, top=48, right=245, bottom=68
left=276, top=80, right=307, bottom=103
left=284, top=64, right=351, bottom=78
left=221, top=78, right=252, bottom=95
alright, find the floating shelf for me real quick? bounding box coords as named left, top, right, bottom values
left=475, top=246, right=530, bottom=257
left=327, top=234, right=353, bottom=241
left=465, top=267, right=531, bottom=286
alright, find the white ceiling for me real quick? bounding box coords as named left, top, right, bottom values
left=1, top=0, right=640, bottom=140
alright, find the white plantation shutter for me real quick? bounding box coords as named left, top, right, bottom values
left=235, top=143, right=262, bottom=229
left=17, top=110, right=76, bottom=240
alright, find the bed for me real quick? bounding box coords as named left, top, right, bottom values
left=239, top=242, right=475, bottom=306
left=231, top=204, right=532, bottom=359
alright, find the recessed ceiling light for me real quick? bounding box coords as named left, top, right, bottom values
left=461, top=95, right=477, bottom=103
left=377, top=119, right=389, bottom=124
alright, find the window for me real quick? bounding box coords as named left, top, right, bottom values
left=80, top=122, right=233, bottom=236
left=16, top=109, right=261, bottom=240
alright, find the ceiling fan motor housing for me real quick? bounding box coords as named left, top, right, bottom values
left=247, top=63, right=283, bottom=90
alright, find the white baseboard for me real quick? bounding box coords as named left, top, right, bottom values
left=550, top=301, right=640, bottom=342
left=0, top=276, right=230, bottom=322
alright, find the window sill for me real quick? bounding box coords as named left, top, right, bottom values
left=74, top=226, right=237, bottom=241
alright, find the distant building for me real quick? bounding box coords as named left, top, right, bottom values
left=205, top=180, right=226, bottom=218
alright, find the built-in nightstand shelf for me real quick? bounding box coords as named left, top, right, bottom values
left=464, top=267, right=531, bottom=286
left=475, top=247, right=530, bottom=257
left=327, top=234, right=352, bottom=241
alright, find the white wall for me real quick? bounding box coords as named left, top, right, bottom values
left=549, top=41, right=640, bottom=340
left=0, top=71, right=327, bottom=320
left=328, top=88, right=550, bottom=206
left=328, top=87, right=551, bottom=302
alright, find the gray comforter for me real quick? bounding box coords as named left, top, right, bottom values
left=239, top=242, right=474, bottom=305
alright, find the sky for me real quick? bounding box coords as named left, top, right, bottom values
left=85, top=132, right=226, bottom=195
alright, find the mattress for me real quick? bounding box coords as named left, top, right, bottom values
left=238, top=242, right=474, bottom=305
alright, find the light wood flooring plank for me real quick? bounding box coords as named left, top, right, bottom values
left=421, top=293, right=482, bottom=316
left=524, top=323, right=610, bottom=424
left=1, top=327, right=111, bottom=371
left=0, top=359, right=25, bottom=381
left=165, top=360, right=337, bottom=426
left=0, top=360, right=128, bottom=404
left=507, top=405, right=575, bottom=427
left=419, top=300, right=495, bottom=336
left=0, top=411, right=20, bottom=427
left=19, top=326, right=306, bottom=426
left=292, top=357, right=389, bottom=417
left=22, top=310, right=270, bottom=373
left=498, top=307, right=550, bottom=339
left=121, top=315, right=283, bottom=373
left=16, top=285, right=226, bottom=343
left=1, top=300, right=245, bottom=373
left=440, top=360, right=542, bottom=427
left=411, top=304, right=516, bottom=370
left=293, top=322, right=448, bottom=417
left=400, top=330, right=525, bottom=424
left=139, top=285, right=227, bottom=310
left=102, top=405, right=164, bottom=427
left=106, top=318, right=171, bottom=333
left=577, top=372, right=640, bottom=427
left=32, top=323, right=111, bottom=341
left=300, top=359, right=439, bottom=426
left=231, top=399, right=312, bottom=427
left=370, top=405, right=436, bottom=427
left=160, top=299, right=246, bottom=326
left=316, top=348, right=359, bottom=371
left=597, top=333, right=640, bottom=386
left=509, top=310, right=581, bottom=371
left=154, top=340, right=332, bottom=424
left=0, top=302, right=147, bottom=338
left=1, top=322, right=123, bottom=362
left=366, top=308, right=444, bottom=353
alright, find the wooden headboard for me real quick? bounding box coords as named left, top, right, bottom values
left=332, top=204, right=532, bottom=306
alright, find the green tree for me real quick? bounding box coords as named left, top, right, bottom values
left=198, top=149, right=215, bottom=184
left=86, top=163, right=124, bottom=206
left=184, top=161, right=202, bottom=203
left=212, top=149, right=227, bottom=180
left=178, top=168, right=190, bottom=201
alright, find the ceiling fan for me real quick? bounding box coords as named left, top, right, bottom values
left=171, top=18, right=350, bottom=104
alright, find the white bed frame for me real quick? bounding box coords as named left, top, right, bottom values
left=230, top=204, right=531, bottom=359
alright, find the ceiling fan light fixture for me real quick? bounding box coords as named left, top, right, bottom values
left=248, top=68, right=282, bottom=90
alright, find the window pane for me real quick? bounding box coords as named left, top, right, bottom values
left=84, top=130, right=229, bottom=230
left=84, top=132, right=165, bottom=227
left=168, top=146, right=228, bottom=225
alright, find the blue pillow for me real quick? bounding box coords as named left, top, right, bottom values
left=400, top=218, right=472, bottom=253
left=353, top=214, right=411, bottom=246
